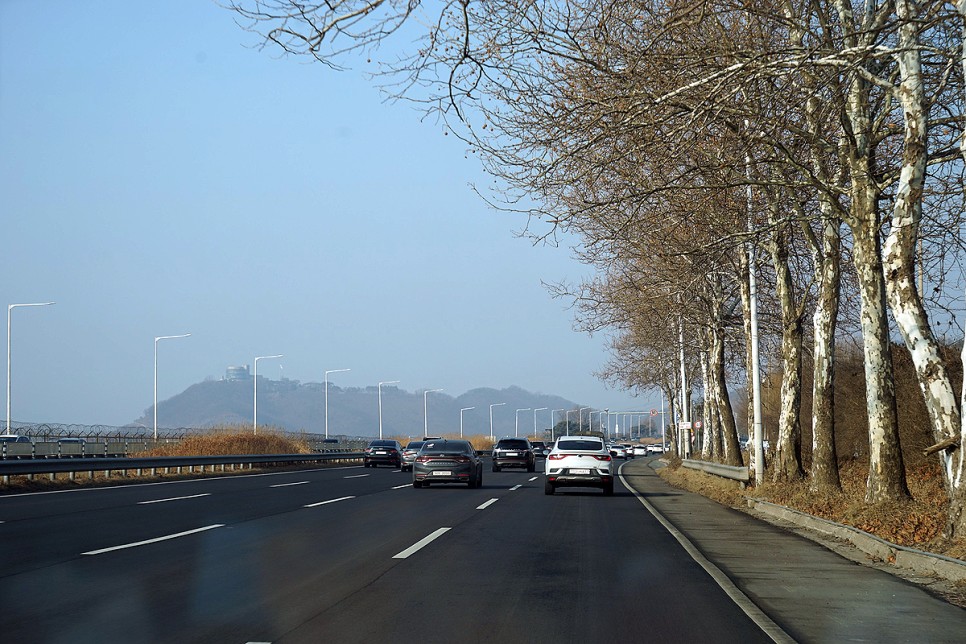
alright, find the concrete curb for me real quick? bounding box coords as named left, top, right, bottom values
left=747, top=498, right=966, bottom=583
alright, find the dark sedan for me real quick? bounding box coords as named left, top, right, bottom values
left=412, top=439, right=482, bottom=488
left=364, top=439, right=403, bottom=468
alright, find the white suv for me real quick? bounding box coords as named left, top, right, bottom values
left=545, top=436, right=614, bottom=496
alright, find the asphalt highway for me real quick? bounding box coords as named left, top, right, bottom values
left=0, top=458, right=776, bottom=643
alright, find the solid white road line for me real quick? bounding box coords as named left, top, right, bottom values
left=83, top=524, right=224, bottom=555
left=477, top=498, right=499, bottom=510
left=509, top=485, right=522, bottom=491
left=270, top=481, right=308, bottom=488
left=304, top=496, right=355, bottom=508
left=393, top=528, right=451, bottom=559
left=138, top=493, right=211, bottom=505
left=617, top=462, right=795, bottom=644
left=391, top=484, right=411, bottom=490
left=344, top=474, right=370, bottom=479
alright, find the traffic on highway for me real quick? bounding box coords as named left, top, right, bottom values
left=0, top=452, right=777, bottom=643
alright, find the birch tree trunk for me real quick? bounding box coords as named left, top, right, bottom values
left=883, top=0, right=961, bottom=497
left=832, top=0, right=910, bottom=503
left=712, top=319, right=744, bottom=467
left=853, top=219, right=911, bottom=502
left=769, top=215, right=805, bottom=481
left=701, top=343, right=715, bottom=459
left=810, top=215, right=842, bottom=492
left=949, top=0, right=966, bottom=539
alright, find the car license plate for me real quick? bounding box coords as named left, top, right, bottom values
left=570, top=468, right=591, bottom=475
left=433, top=470, right=452, bottom=476
left=376, top=451, right=387, bottom=454
left=506, top=452, right=518, bottom=456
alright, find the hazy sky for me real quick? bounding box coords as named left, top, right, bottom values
left=1, top=0, right=658, bottom=428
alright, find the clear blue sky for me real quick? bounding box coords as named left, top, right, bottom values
left=0, top=0, right=656, bottom=428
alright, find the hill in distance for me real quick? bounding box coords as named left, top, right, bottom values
left=136, top=378, right=586, bottom=439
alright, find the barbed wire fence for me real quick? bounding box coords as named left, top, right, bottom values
left=5, top=421, right=370, bottom=448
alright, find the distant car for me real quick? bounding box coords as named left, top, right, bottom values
left=57, top=437, right=86, bottom=444
left=621, top=444, right=635, bottom=458
left=646, top=444, right=665, bottom=455
left=0, top=434, right=31, bottom=444
left=364, top=439, right=403, bottom=468
left=545, top=435, right=614, bottom=496
left=412, top=439, right=483, bottom=488
left=400, top=440, right=426, bottom=472
left=492, top=438, right=535, bottom=472
left=530, top=441, right=549, bottom=457
left=632, top=445, right=649, bottom=457
left=607, top=444, right=627, bottom=460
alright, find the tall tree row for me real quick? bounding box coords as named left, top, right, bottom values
left=229, top=0, right=966, bottom=538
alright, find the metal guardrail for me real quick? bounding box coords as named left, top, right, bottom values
left=0, top=452, right=365, bottom=483
left=682, top=458, right=750, bottom=484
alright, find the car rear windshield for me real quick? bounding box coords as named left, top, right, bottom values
left=557, top=440, right=603, bottom=451
left=369, top=440, right=396, bottom=447
left=423, top=441, right=472, bottom=454
left=405, top=441, right=425, bottom=450
left=497, top=440, right=529, bottom=449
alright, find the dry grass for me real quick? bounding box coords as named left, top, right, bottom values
left=392, top=434, right=496, bottom=452
left=134, top=427, right=312, bottom=457
left=658, top=458, right=966, bottom=561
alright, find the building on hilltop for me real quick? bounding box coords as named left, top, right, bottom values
left=225, top=365, right=251, bottom=381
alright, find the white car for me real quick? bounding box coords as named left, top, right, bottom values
left=545, top=435, right=614, bottom=496
left=607, top=443, right=627, bottom=459
left=646, top=443, right=665, bottom=454
left=632, top=445, right=649, bottom=457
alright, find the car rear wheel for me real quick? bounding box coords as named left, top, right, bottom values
left=544, top=480, right=555, bottom=495
left=412, top=479, right=421, bottom=488
left=526, top=461, right=535, bottom=473
left=492, top=463, right=501, bottom=472
left=603, top=481, right=614, bottom=496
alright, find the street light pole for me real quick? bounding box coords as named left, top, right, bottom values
left=253, top=354, right=283, bottom=435
left=489, top=402, right=506, bottom=440
left=460, top=407, right=475, bottom=438
left=515, top=408, right=530, bottom=438
left=7, top=302, right=55, bottom=433
left=378, top=380, right=400, bottom=439
left=423, top=388, right=443, bottom=437
left=533, top=407, right=547, bottom=438
left=324, top=368, right=350, bottom=440
left=566, top=410, right=574, bottom=435
left=154, top=333, right=191, bottom=441
left=578, top=407, right=589, bottom=434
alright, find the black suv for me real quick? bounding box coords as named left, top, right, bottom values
left=492, top=438, right=535, bottom=472
left=364, top=439, right=403, bottom=468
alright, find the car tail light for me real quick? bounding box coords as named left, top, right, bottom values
left=548, top=454, right=567, bottom=461
left=415, top=455, right=430, bottom=463
left=592, top=454, right=612, bottom=461
left=454, top=455, right=470, bottom=463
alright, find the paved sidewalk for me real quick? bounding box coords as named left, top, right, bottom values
left=619, top=458, right=966, bottom=643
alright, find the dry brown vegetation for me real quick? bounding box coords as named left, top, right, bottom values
left=659, top=457, right=966, bottom=561
left=134, top=427, right=312, bottom=457
left=391, top=434, right=496, bottom=452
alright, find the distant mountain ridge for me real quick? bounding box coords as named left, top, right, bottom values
left=136, top=379, right=584, bottom=439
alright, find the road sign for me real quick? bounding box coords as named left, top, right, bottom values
left=650, top=409, right=657, bottom=416
left=695, top=421, right=703, bottom=429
